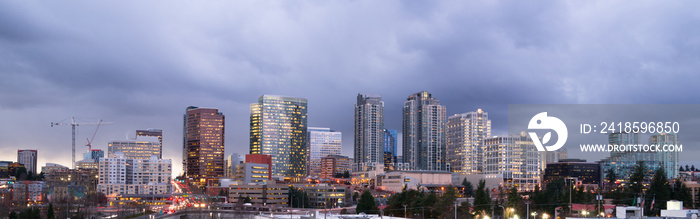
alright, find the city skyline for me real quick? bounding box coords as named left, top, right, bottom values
left=2, top=1, right=700, bottom=176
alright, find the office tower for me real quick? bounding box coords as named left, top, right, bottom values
left=483, top=134, right=541, bottom=191
left=226, top=153, right=244, bottom=178
left=250, top=95, right=308, bottom=179
left=383, top=129, right=397, bottom=170
left=183, top=106, right=225, bottom=185
left=307, top=127, right=342, bottom=177
left=320, top=155, right=352, bottom=179
left=354, top=94, right=384, bottom=171
left=447, top=109, right=491, bottom=174
left=17, top=150, right=37, bottom=175
left=600, top=132, right=680, bottom=183
left=98, top=152, right=172, bottom=195
left=108, top=136, right=160, bottom=160
left=402, top=91, right=447, bottom=171
left=136, top=129, right=163, bottom=159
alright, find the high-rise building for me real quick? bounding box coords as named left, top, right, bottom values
left=250, top=95, right=307, bottom=179
left=402, top=91, right=447, bottom=171
left=108, top=136, right=160, bottom=160
left=98, top=152, right=172, bottom=195
left=600, top=132, right=680, bottom=182
left=17, top=150, right=37, bottom=175
left=447, top=109, right=491, bottom=174
left=383, top=129, right=397, bottom=170
left=183, top=106, right=225, bottom=185
left=483, top=134, right=541, bottom=191
left=608, top=131, right=639, bottom=157
left=136, top=129, right=163, bottom=159
left=307, top=127, right=342, bottom=177
left=354, top=94, right=384, bottom=171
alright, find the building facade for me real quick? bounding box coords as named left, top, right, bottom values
left=226, top=153, right=244, bottom=178
left=447, top=109, right=491, bottom=174
left=108, top=136, right=161, bottom=160
left=307, top=127, right=342, bottom=177
left=98, top=153, right=172, bottom=195
left=402, top=91, right=447, bottom=171
left=17, top=149, right=38, bottom=175
left=543, top=159, right=601, bottom=186
left=228, top=182, right=289, bottom=207
left=250, top=95, right=308, bottom=179
left=13, top=181, right=45, bottom=202
left=136, top=129, right=163, bottom=159
left=320, top=155, right=352, bottom=179
left=483, top=134, right=541, bottom=191
left=354, top=94, right=384, bottom=171
left=600, top=132, right=680, bottom=183
left=383, top=129, right=397, bottom=170
left=183, top=106, right=225, bottom=185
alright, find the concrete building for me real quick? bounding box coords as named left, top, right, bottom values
left=17, top=149, right=38, bottom=175
left=354, top=94, right=384, bottom=172
left=543, top=159, right=600, bottom=188
left=41, top=163, right=69, bottom=176
left=228, top=181, right=289, bottom=207
left=250, top=95, right=308, bottom=179
left=226, top=153, right=244, bottom=178
left=483, top=134, right=541, bottom=191
left=403, top=91, right=447, bottom=171
left=98, top=153, right=172, bottom=195
left=447, top=109, right=491, bottom=174
left=307, top=127, right=342, bottom=177
left=302, top=184, right=347, bottom=208
left=233, top=163, right=270, bottom=184
left=13, top=181, right=45, bottom=202
left=320, top=155, right=352, bottom=179
left=183, top=106, right=225, bottom=185
left=136, top=129, right=163, bottom=158
left=378, top=170, right=452, bottom=192
left=108, top=136, right=160, bottom=160
left=45, top=168, right=98, bottom=201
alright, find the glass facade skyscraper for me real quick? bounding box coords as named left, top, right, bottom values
left=383, top=129, right=397, bottom=169
left=402, top=91, right=447, bottom=171
left=250, top=95, right=308, bottom=179
left=354, top=94, right=384, bottom=171
left=183, top=106, right=225, bottom=185
left=446, top=109, right=491, bottom=174
left=307, top=127, right=342, bottom=177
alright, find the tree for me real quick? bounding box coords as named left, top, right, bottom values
left=462, top=178, right=474, bottom=197
left=48, top=203, right=55, bottom=219
left=671, top=180, right=692, bottom=209
left=438, top=186, right=458, bottom=219
left=473, top=179, right=492, bottom=216
left=679, top=166, right=685, bottom=172
left=692, top=165, right=697, bottom=171
left=14, top=167, right=27, bottom=180
left=645, top=167, right=670, bottom=216
left=356, top=190, right=378, bottom=214
left=343, top=171, right=350, bottom=178
left=606, top=168, right=617, bottom=191
left=8, top=211, right=16, bottom=219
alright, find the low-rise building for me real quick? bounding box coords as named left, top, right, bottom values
left=234, top=163, right=270, bottom=184
left=301, top=184, right=347, bottom=208
left=98, top=153, right=171, bottom=195
left=320, top=155, right=352, bottom=179
left=378, top=170, right=452, bottom=192
left=13, top=181, right=45, bottom=202
left=45, top=168, right=98, bottom=201
left=41, top=163, right=69, bottom=177
left=228, top=181, right=288, bottom=207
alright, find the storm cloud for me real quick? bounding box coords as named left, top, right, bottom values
left=1, top=1, right=699, bottom=175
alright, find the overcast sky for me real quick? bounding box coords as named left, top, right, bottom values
left=1, top=1, right=699, bottom=176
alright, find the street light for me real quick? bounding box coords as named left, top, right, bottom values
left=542, top=213, right=549, bottom=219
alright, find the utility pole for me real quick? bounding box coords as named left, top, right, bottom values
left=526, top=201, right=530, bottom=219
left=404, top=204, right=407, bottom=218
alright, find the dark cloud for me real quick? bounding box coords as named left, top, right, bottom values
left=1, top=1, right=699, bottom=174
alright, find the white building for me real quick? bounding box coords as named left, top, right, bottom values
left=234, top=163, right=270, bottom=184
left=98, top=152, right=172, bottom=195
left=307, top=127, right=342, bottom=177
left=354, top=94, right=384, bottom=171
left=447, top=109, right=491, bottom=174
left=483, top=133, right=541, bottom=191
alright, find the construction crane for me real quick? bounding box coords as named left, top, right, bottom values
left=85, top=120, right=103, bottom=151
left=51, top=117, right=113, bottom=169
